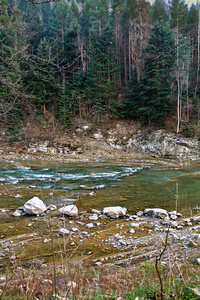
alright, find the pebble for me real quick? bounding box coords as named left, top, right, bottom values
left=130, top=222, right=140, bottom=228
left=12, top=210, right=23, bottom=217
left=71, top=227, right=78, bottom=232
left=94, top=261, right=102, bottom=266
left=91, top=209, right=101, bottom=215
left=0, top=275, right=6, bottom=282
left=85, top=223, right=95, bottom=229
left=43, top=238, right=51, bottom=243
left=89, top=214, right=98, bottom=220
left=15, top=194, right=22, bottom=198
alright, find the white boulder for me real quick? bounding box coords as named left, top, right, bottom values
left=144, top=208, right=169, bottom=219
left=24, top=197, right=47, bottom=215
left=59, top=204, right=78, bottom=217
left=103, top=206, right=127, bottom=219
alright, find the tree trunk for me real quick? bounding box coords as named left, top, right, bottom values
left=177, top=73, right=180, bottom=133
left=124, top=36, right=128, bottom=85
left=194, top=6, right=200, bottom=98
left=128, top=25, right=131, bottom=81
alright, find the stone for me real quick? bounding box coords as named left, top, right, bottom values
left=176, top=212, right=182, bottom=217
left=93, top=130, right=103, bottom=140
left=24, top=197, right=47, bottom=215
left=191, top=287, right=200, bottom=297
left=59, top=205, right=78, bottom=217
left=103, top=206, right=127, bottom=219
left=170, top=214, right=177, bottom=220
left=81, top=231, right=88, bottom=236
left=0, top=209, right=8, bottom=213
left=129, top=215, right=140, bottom=221
left=191, top=215, right=200, bottom=222
left=169, top=210, right=177, bottom=216
left=130, top=222, right=140, bottom=228
left=136, top=211, right=143, bottom=217
left=144, top=208, right=169, bottom=219
left=12, top=209, right=23, bottom=217
left=85, top=223, right=95, bottom=229
left=129, top=229, right=136, bottom=234
left=15, top=194, right=22, bottom=198
left=59, top=228, right=70, bottom=236
left=182, top=218, right=191, bottom=223
left=94, top=261, right=102, bottom=267
left=89, top=214, right=98, bottom=220
left=71, top=227, right=78, bottom=232
left=91, top=209, right=102, bottom=215
left=47, top=204, right=57, bottom=211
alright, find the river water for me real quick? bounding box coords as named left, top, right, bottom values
left=0, top=157, right=200, bottom=266
left=0, top=157, right=199, bottom=214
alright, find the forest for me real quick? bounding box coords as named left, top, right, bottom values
left=0, top=0, right=200, bottom=137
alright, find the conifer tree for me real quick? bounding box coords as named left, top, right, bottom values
left=125, top=24, right=176, bottom=124
left=152, top=0, right=168, bottom=24
left=0, top=0, right=28, bottom=133
left=26, top=38, right=57, bottom=114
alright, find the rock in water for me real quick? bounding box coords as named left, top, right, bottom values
left=59, top=204, right=78, bottom=217
left=24, top=197, right=47, bottom=215
left=103, top=206, right=127, bottom=218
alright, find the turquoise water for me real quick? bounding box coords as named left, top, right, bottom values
left=0, top=158, right=200, bottom=216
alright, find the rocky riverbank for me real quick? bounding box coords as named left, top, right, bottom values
left=1, top=121, right=200, bottom=162
left=1, top=195, right=200, bottom=270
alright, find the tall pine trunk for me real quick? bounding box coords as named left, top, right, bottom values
left=195, top=5, right=200, bottom=98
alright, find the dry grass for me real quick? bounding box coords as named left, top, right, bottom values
left=0, top=253, right=199, bottom=300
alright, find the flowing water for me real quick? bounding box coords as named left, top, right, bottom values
left=0, top=157, right=200, bottom=266
left=0, top=157, right=199, bottom=213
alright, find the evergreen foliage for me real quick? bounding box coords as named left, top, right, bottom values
left=1, top=0, right=200, bottom=131
left=152, top=0, right=168, bottom=24
left=123, top=24, right=176, bottom=124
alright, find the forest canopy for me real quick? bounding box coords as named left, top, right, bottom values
left=0, top=0, right=200, bottom=136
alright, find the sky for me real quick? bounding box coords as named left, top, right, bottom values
left=149, top=0, right=198, bottom=6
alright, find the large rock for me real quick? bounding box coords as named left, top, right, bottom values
left=24, top=197, right=47, bottom=215
left=59, top=204, right=78, bottom=217
left=127, top=129, right=200, bottom=159
left=103, top=206, right=127, bottom=219
left=144, top=208, right=168, bottom=219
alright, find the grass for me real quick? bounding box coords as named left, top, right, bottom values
left=0, top=255, right=199, bottom=300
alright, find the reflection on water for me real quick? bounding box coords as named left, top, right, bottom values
left=0, top=158, right=200, bottom=215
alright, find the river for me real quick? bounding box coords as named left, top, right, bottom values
left=0, top=157, right=200, bottom=267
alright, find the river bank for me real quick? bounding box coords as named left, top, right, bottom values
left=0, top=123, right=200, bottom=299
left=0, top=120, right=200, bottom=162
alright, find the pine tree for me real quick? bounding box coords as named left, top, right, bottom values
left=170, top=0, right=188, bottom=44
left=26, top=38, right=58, bottom=114
left=152, top=0, right=168, bottom=24
left=86, top=18, right=118, bottom=120
left=0, top=0, right=28, bottom=134
left=188, top=4, right=198, bottom=97
left=125, top=24, right=176, bottom=124
left=17, top=0, right=43, bottom=53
